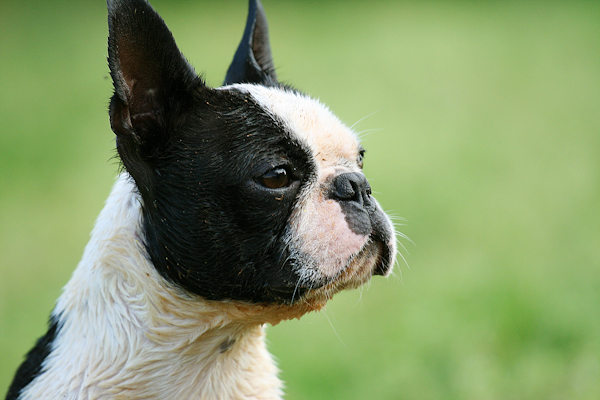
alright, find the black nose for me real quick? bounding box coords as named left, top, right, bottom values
left=331, top=172, right=372, bottom=207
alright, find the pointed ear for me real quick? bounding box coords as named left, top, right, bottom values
left=224, top=0, right=277, bottom=86
left=107, top=0, right=200, bottom=153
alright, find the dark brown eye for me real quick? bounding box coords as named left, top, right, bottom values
left=257, top=167, right=290, bottom=189
left=357, top=149, right=365, bottom=169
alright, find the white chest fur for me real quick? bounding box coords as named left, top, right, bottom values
left=19, top=175, right=283, bottom=400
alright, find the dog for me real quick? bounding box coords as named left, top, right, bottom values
left=5, top=0, right=396, bottom=399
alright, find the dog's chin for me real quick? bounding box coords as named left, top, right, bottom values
left=207, top=240, right=394, bottom=326
left=316, top=239, right=392, bottom=294
left=288, top=237, right=393, bottom=305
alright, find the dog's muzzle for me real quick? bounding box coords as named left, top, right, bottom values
left=330, top=171, right=395, bottom=276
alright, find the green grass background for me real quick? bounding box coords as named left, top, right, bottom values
left=1, top=0, right=599, bottom=399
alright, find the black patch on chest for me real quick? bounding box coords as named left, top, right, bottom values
left=5, top=315, right=61, bottom=400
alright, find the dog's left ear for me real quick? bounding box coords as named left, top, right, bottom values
left=224, top=0, right=277, bottom=85
left=107, top=0, right=201, bottom=191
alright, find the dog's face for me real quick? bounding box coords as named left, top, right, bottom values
left=107, top=0, right=395, bottom=306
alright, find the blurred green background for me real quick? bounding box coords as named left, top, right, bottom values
left=1, top=0, right=599, bottom=399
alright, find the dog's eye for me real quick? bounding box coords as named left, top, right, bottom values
left=357, top=149, right=365, bottom=169
left=257, top=167, right=290, bottom=189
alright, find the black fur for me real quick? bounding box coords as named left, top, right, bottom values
left=138, top=88, right=317, bottom=303
left=224, top=0, right=277, bottom=86
left=5, top=316, right=60, bottom=400
left=107, top=0, right=201, bottom=197
left=107, top=0, right=317, bottom=303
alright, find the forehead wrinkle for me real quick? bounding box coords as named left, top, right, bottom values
left=220, top=84, right=360, bottom=169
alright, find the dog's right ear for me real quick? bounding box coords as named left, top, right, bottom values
left=107, top=0, right=201, bottom=182
left=223, top=0, right=277, bottom=86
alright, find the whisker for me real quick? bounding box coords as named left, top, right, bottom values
left=356, top=128, right=383, bottom=139
left=290, top=279, right=302, bottom=304
left=323, top=307, right=346, bottom=347
left=349, top=110, right=380, bottom=131
left=389, top=268, right=403, bottom=283
left=354, top=286, right=365, bottom=308
left=395, top=231, right=414, bottom=250
left=395, top=249, right=410, bottom=270
left=387, top=214, right=407, bottom=223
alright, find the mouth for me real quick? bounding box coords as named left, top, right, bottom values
left=297, top=236, right=393, bottom=301
left=341, top=238, right=390, bottom=284
left=373, top=237, right=394, bottom=276
left=263, top=227, right=395, bottom=306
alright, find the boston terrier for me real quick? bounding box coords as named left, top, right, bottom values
left=6, top=0, right=396, bottom=398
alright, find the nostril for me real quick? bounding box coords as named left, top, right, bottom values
left=332, top=176, right=355, bottom=200
left=331, top=172, right=370, bottom=205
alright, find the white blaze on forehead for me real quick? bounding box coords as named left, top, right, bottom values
left=223, top=84, right=361, bottom=168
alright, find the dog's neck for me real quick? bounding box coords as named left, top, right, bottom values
left=20, top=175, right=284, bottom=400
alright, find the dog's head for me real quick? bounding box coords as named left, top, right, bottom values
left=107, top=0, right=396, bottom=308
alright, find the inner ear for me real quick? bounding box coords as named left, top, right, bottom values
left=107, top=0, right=201, bottom=149
left=224, top=0, right=278, bottom=86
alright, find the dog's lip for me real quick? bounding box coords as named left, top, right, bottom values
left=327, top=235, right=391, bottom=284
left=268, top=233, right=394, bottom=305
left=373, top=239, right=392, bottom=276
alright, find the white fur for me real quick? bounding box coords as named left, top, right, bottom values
left=222, top=84, right=361, bottom=170
left=20, top=175, right=283, bottom=400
